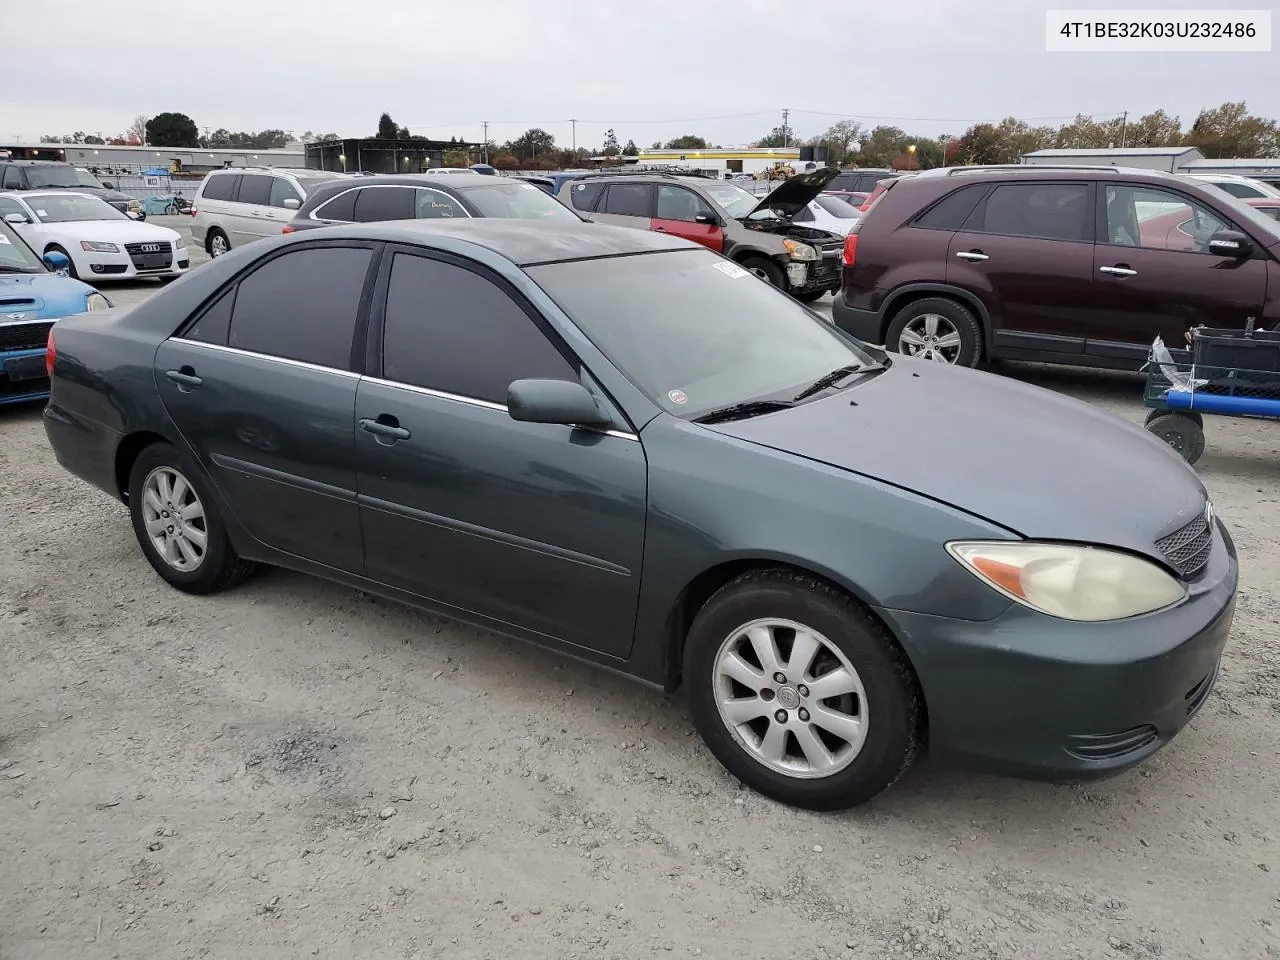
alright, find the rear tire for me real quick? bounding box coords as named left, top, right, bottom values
left=127, top=441, right=256, bottom=594
left=795, top=290, right=828, bottom=304
left=885, top=297, right=982, bottom=367
left=684, top=568, right=921, bottom=810
left=207, top=229, right=230, bottom=258
left=1145, top=412, right=1206, bottom=464
left=741, top=256, right=786, bottom=289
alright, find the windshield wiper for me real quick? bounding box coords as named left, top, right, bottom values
left=791, top=364, right=865, bottom=402
left=691, top=399, right=794, bottom=425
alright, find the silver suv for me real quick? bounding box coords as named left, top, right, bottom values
left=191, top=167, right=348, bottom=258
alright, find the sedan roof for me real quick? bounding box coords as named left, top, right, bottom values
left=286, top=218, right=694, bottom=266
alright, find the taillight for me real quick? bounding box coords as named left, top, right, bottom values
left=281, top=225, right=295, bottom=234
left=45, top=328, right=56, bottom=378
left=842, top=233, right=858, bottom=267
left=189, top=206, right=197, bottom=217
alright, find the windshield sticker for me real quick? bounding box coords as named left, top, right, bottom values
left=712, top=261, right=749, bottom=280
left=35, top=210, right=48, bottom=218
left=667, top=389, right=688, bottom=405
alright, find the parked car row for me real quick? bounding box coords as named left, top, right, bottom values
left=0, top=158, right=144, bottom=218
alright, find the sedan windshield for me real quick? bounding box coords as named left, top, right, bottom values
left=814, top=195, right=860, bottom=218
left=0, top=219, right=45, bottom=273
left=528, top=249, right=878, bottom=418
left=456, top=181, right=580, bottom=220
left=27, top=194, right=128, bottom=223
left=24, top=166, right=82, bottom=189
left=701, top=182, right=762, bottom=219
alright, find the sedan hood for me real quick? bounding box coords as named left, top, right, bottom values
left=0, top=273, right=95, bottom=315
left=746, top=166, right=842, bottom=219
left=38, top=220, right=180, bottom=244
left=709, top=358, right=1209, bottom=565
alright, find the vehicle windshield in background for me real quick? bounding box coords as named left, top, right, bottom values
left=1201, top=184, right=1280, bottom=242
left=528, top=249, right=878, bottom=418
left=456, top=181, right=581, bottom=219
left=75, top=170, right=106, bottom=189
left=0, top=220, right=45, bottom=272
left=814, top=195, right=860, bottom=218
left=702, top=182, right=762, bottom=219
left=28, top=194, right=129, bottom=223
left=24, top=166, right=82, bottom=189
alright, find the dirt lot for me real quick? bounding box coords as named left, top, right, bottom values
left=2, top=225, right=1279, bottom=960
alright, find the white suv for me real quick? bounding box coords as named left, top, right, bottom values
left=1183, top=173, right=1280, bottom=200
left=190, top=167, right=349, bottom=257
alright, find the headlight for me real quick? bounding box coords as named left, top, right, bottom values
left=946, top=540, right=1187, bottom=621
left=80, top=241, right=119, bottom=253
left=175, top=237, right=186, bottom=250
left=782, top=238, right=817, bottom=261
left=85, top=293, right=112, bottom=311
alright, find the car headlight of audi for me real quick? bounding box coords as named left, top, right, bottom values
left=80, top=241, right=119, bottom=253
left=782, top=238, right=817, bottom=261
left=946, top=541, right=1187, bottom=621
left=85, top=292, right=112, bottom=311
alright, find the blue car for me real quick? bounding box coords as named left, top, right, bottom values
left=0, top=216, right=111, bottom=405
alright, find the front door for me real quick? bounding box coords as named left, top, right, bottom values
left=946, top=180, right=1097, bottom=358
left=1084, top=182, right=1269, bottom=363
left=652, top=184, right=725, bottom=253
left=154, top=242, right=378, bottom=572
left=355, top=248, right=648, bottom=658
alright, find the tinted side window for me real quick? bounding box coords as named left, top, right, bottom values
left=268, top=177, right=302, bottom=209
left=201, top=174, right=238, bottom=201
left=183, top=289, right=234, bottom=345
left=352, top=187, right=415, bottom=222
left=827, top=173, right=859, bottom=192
left=964, top=182, right=1090, bottom=242
left=228, top=246, right=373, bottom=369
left=2, top=167, right=24, bottom=189
left=656, top=185, right=708, bottom=221
left=315, top=188, right=357, bottom=222
left=568, top=180, right=605, bottom=211
left=236, top=175, right=272, bottom=206
left=414, top=188, right=466, bottom=219
left=381, top=254, right=575, bottom=404
left=1105, top=184, right=1229, bottom=253
left=913, top=184, right=990, bottom=230
left=601, top=183, right=653, bottom=217
left=1215, top=181, right=1260, bottom=199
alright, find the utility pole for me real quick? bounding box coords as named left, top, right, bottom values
left=781, top=108, right=790, bottom=147
left=481, top=121, right=489, bottom=163
left=569, top=119, right=577, bottom=155
left=1119, top=111, right=1128, bottom=149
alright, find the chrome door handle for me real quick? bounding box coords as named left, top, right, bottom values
left=1099, top=265, right=1138, bottom=277
left=955, top=251, right=989, bottom=261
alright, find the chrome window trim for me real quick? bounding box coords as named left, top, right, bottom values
left=162, top=340, right=640, bottom=442
left=309, top=184, right=473, bottom=224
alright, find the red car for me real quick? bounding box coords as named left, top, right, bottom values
left=1246, top=197, right=1280, bottom=223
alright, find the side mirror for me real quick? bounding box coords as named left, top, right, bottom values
left=1207, top=229, right=1253, bottom=258
left=507, top=378, right=612, bottom=428
left=3, top=212, right=29, bottom=224
left=282, top=197, right=301, bottom=210
left=126, top=210, right=141, bottom=220
left=694, top=211, right=720, bottom=226
left=102, top=181, right=115, bottom=189
left=43, top=250, right=69, bottom=272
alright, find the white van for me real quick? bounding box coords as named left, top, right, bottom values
left=190, top=167, right=349, bottom=257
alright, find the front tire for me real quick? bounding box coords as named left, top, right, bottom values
left=1145, top=412, right=1206, bottom=464
left=127, top=442, right=256, bottom=594
left=684, top=569, right=921, bottom=810
left=885, top=297, right=982, bottom=367
left=741, top=256, right=786, bottom=289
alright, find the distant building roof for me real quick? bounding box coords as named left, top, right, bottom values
left=1022, top=146, right=1204, bottom=158
left=1182, top=157, right=1280, bottom=171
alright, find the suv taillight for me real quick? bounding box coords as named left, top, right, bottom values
left=842, top=233, right=858, bottom=267
left=45, top=328, right=56, bottom=378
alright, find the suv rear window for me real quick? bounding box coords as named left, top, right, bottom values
left=201, top=174, right=239, bottom=201
left=962, top=182, right=1091, bottom=242
left=912, top=184, right=990, bottom=230
left=569, top=181, right=605, bottom=211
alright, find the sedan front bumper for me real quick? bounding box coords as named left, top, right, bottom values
left=879, top=521, right=1238, bottom=783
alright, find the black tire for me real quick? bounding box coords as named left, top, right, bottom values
left=683, top=569, right=922, bottom=811
left=740, top=256, right=786, bottom=289
left=795, top=290, right=828, bottom=304
left=884, top=297, right=982, bottom=367
left=1145, top=412, right=1206, bottom=464
left=46, top=244, right=78, bottom=280
left=207, top=228, right=230, bottom=258
left=127, top=441, right=256, bottom=594
left=1145, top=407, right=1203, bottom=430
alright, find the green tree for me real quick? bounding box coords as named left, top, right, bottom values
left=506, top=128, right=557, bottom=165
left=622, top=139, right=639, bottom=156
left=754, top=124, right=794, bottom=148
left=1053, top=113, right=1125, bottom=149
left=1124, top=109, right=1183, bottom=148
left=145, top=112, right=199, bottom=148
left=811, top=120, right=864, bottom=166
left=601, top=128, right=621, bottom=156
left=663, top=134, right=708, bottom=150
left=441, top=149, right=471, bottom=168
left=851, top=125, right=909, bottom=166
left=376, top=112, right=400, bottom=139
left=1187, top=101, right=1279, bottom=158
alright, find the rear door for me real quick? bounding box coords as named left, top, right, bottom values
left=652, top=184, right=725, bottom=252
left=589, top=182, right=655, bottom=230
left=351, top=185, right=417, bottom=223
left=945, top=180, right=1096, bottom=358
left=354, top=247, right=647, bottom=655
left=154, top=240, right=379, bottom=572
left=229, top=173, right=274, bottom=244
left=1084, top=182, right=1269, bottom=361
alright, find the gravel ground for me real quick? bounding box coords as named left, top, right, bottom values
left=3, top=221, right=1280, bottom=960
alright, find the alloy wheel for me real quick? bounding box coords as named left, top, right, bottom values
left=210, top=234, right=228, bottom=257
left=712, top=617, right=868, bottom=779
left=141, top=466, right=208, bottom=572
left=898, top=313, right=962, bottom=363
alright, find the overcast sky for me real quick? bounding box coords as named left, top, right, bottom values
left=2, top=0, right=1275, bottom=149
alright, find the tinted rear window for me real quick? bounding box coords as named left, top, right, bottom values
left=568, top=180, right=605, bottom=211
left=201, top=174, right=239, bottom=201
left=913, top=184, right=990, bottom=230
left=352, top=186, right=416, bottom=222
left=600, top=183, right=653, bottom=217
left=315, top=188, right=357, bottom=222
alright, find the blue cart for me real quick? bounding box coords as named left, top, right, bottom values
left=1143, top=323, right=1280, bottom=464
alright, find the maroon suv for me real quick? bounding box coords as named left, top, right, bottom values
left=832, top=166, right=1280, bottom=369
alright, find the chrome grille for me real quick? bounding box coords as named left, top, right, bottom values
left=1155, top=511, right=1213, bottom=578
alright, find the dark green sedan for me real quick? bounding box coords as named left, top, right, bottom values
left=43, top=220, right=1237, bottom=810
